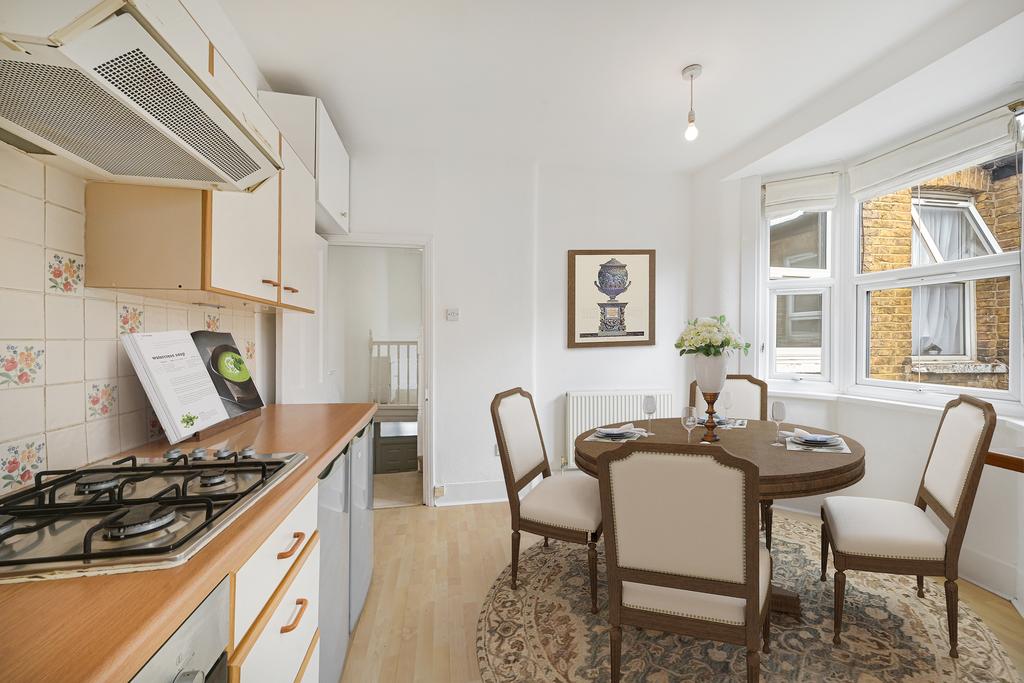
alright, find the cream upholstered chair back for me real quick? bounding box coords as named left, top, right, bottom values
left=491, top=388, right=548, bottom=485
left=920, top=396, right=996, bottom=523
left=602, top=445, right=757, bottom=584
left=689, top=375, right=767, bottom=420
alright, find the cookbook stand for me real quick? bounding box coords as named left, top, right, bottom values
left=187, top=407, right=262, bottom=441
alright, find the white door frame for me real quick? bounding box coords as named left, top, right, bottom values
left=323, top=232, right=436, bottom=506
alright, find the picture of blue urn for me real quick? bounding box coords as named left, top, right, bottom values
left=594, top=258, right=630, bottom=300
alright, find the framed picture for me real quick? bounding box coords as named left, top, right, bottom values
left=567, top=249, right=655, bottom=348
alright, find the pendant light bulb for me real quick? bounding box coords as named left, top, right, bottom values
left=684, top=109, right=699, bottom=141
left=681, top=64, right=702, bottom=143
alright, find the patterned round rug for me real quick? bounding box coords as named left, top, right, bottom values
left=476, top=516, right=1019, bottom=682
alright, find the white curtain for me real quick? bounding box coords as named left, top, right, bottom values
left=913, top=282, right=964, bottom=356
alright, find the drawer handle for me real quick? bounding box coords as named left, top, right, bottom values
left=277, top=531, right=306, bottom=560
left=283, top=285, right=299, bottom=293
left=261, top=278, right=280, bottom=287
left=281, top=598, right=309, bottom=634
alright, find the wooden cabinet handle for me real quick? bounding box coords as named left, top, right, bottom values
left=283, top=285, right=299, bottom=293
left=277, top=531, right=305, bottom=560
left=280, top=598, right=308, bottom=634
left=261, top=278, right=280, bottom=287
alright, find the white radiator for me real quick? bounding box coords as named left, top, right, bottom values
left=564, top=390, right=673, bottom=468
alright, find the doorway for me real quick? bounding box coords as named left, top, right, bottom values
left=325, top=236, right=433, bottom=508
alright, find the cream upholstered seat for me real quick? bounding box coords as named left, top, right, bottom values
left=491, top=388, right=603, bottom=613
left=520, top=471, right=601, bottom=534
left=622, top=545, right=771, bottom=625
left=821, top=395, right=996, bottom=658
left=599, top=444, right=770, bottom=683
left=822, top=496, right=946, bottom=561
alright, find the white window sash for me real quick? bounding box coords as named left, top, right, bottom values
left=768, top=286, right=831, bottom=382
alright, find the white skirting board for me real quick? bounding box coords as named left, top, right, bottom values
left=433, top=479, right=507, bottom=507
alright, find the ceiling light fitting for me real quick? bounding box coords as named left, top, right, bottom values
left=681, top=64, right=702, bottom=142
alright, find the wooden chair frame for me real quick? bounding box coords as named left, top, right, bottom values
left=490, top=387, right=603, bottom=613
left=598, top=441, right=771, bottom=683
left=820, top=394, right=996, bottom=658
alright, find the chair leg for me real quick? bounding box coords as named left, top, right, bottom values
left=761, top=609, right=771, bottom=654
left=588, top=541, right=598, bottom=614
left=945, top=579, right=959, bottom=658
left=916, top=575, right=925, bottom=598
left=746, top=649, right=760, bottom=683
left=760, top=500, right=774, bottom=550
left=610, top=624, right=622, bottom=683
left=543, top=536, right=549, bottom=548
left=833, top=570, right=846, bottom=646
left=510, top=531, right=520, bottom=590
left=820, top=523, right=829, bottom=582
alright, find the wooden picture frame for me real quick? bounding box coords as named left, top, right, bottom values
left=567, top=249, right=655, bottom=348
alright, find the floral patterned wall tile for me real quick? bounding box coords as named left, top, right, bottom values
left=118, top=304, right=144, bottom=335
left=1, top=436, right=45, bottom=491
left=45, top=249, right=83, bottom=296
left=244, top=339, right=256, bottom=362
left=145, top=404, right=164, bottom=442
left=205, top=312, right=221, bottom=331
left=85, top=380, right=117, bottom=420
left=0, top=342, right=44, bottom=388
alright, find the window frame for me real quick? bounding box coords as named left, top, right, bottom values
left=763, top=207, right=834, bottom=383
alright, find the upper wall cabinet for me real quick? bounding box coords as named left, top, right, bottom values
left=259, top=92, right=351, bottom=234
left=85, top=136, right=317, bottom=314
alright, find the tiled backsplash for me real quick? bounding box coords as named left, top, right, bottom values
left=0, top=144, right=263, bottom=492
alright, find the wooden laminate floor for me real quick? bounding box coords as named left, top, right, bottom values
left=374, top=471, right=423, bottom=509
left=340, top=503, right=1024, bottom=682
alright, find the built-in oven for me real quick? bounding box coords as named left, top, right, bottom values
left=131, top=576, right=231, bottom=682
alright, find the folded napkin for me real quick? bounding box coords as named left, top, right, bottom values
left=780, top=427, right=839, bottom=440
left=596, top=423, right=647, bottom=436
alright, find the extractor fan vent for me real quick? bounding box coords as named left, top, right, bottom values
left=0, top=59, right=222, bottom=182
left=94, top=49, right=259, bottom=182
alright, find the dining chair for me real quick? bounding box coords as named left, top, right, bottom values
left=690, top=374, right=778, bottom=547
left=490, top=387, right=603, bottom=613
left=820, top=394, right=996, bottom=658
left=689, top=374, right=768, bottom=421
left=598, top=442, right=771, bottom=683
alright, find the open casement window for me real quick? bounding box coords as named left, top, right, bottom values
left=855, top=147, right=1022, bottom=397
left=762, top=173, right=837, bottom=381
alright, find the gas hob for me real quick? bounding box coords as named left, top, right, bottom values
left=0, top=446, right=305, bottom=583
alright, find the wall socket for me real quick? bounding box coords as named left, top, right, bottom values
left=445, top=308, right=460, bottom=322
left=433, top=485, right=445, bottom=499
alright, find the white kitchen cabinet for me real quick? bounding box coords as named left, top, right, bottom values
left=234, top=487, right=318, bottom=641
left=208, top=167, right=280, bottom=302
left=279, top=139, right=317, bottom=312
left=258, top=92, right=351, bottom=234
left=299, top=634, right=320, bottom=683
left=232, top=542, right=321, bottom=682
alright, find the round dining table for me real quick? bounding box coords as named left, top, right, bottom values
left=574, top=417, right=866, bottom=616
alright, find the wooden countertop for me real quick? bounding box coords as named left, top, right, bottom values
left=0, top=403, right=376, bottom=683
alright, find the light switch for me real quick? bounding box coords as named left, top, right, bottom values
left=445, top=308, right=460, bottom=322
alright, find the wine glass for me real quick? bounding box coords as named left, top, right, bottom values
left=642, top=395, right=657, bottom=435
left=719, top=390, right=733, bottom=427
left=770, top=401, right=786, bottom=447
left=682, top=406, right=698, bottom=443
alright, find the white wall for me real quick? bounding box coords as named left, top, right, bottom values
left=349, top=153, right=691, bottom=504
left=533, top=164, right=690, bottom=467
left=326, top=245, right=422, bottom=402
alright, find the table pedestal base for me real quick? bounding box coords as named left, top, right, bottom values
left=771, top=585, right=801, bottom=616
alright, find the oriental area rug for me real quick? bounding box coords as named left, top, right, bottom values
left=476, top=517, right=1018, bottom=682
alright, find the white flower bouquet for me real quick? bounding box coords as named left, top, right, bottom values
left=675, top=315, right=750, bottom=357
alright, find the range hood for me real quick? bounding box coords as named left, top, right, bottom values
left=0, top=9, right=279, bottom=191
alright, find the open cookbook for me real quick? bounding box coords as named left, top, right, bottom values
left=121, top=330, right=263, bottom=444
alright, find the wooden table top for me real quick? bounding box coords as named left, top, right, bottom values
left=574, top=418, right=865, bottom=500
left=0, top=403, right=376, bottom=683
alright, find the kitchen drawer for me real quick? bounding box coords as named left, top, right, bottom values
left=235, top=487, right=317, bottom=641
left=233, top=540, right=320, bottom=683
left=296, top=631, right=320, bottom=683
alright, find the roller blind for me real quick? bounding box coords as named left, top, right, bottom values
left=762, top=173, right=839, bottom=219
left=848, top=109, right=1011, bottom=199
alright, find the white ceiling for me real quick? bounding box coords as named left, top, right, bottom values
left=221, top=0, right=1006, bottom=174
